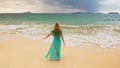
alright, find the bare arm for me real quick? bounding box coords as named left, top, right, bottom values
left=61, top=34, right=65, bottom=46
left=43, top=33, right=51, bottom=39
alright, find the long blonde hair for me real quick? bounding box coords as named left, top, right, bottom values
left=53, top=22, right=62, bottom=35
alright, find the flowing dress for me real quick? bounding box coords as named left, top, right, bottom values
left=45, top=30, right=62, bottom=60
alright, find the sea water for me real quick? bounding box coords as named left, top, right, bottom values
left=0, top=13, right=120, bottom=48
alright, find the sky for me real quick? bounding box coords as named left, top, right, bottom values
left=0, top=0, right=120, bottom=13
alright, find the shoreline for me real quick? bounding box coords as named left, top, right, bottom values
left=0, top=24, right=120, bottom=48
left=0, top=38, right=120, bottom=68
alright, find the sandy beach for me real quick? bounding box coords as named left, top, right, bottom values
left=1, top=0, right=120, bottom=68
left=0, top=38, right=120, bottom=68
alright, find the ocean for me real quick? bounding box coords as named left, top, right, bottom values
left=0, top=13, right=120, bottom=48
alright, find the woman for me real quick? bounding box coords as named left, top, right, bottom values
left=43, top=22, right=65, bottom=61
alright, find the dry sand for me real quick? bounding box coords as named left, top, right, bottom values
left=0, top=38, right=120, bottom=68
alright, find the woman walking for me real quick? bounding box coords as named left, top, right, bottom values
left=43, top=22, right=65, bottom=61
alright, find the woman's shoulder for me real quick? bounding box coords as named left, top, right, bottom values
left=51, top=30, right=54, bottom=34
left=60, top=30, right=63, bottom=35
left=61, top=30, right=63, bottom=33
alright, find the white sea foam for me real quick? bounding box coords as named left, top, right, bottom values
left=0, top=24, right=120, bottom=48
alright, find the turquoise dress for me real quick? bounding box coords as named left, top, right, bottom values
left=45, top=30, right=62, bottom=60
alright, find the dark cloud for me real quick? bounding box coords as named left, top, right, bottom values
left=44, top=0, right=102, bottom=12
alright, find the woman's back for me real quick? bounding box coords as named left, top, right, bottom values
left=51, top=30, right=62, bottom=39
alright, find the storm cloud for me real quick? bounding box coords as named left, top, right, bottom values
left=0, top=0, right=120, bottom=13
left=44, top=0, right=102, bottom=12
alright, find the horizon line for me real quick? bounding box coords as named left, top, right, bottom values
left=0, top=11, right=120, bottom=14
